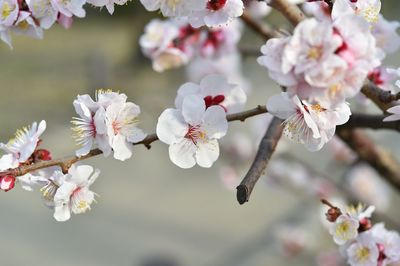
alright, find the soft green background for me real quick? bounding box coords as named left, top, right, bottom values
left=0, top=1, right=399, bottom=266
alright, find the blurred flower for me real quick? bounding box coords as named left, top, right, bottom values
left=383, top=105, right=400, bottom=122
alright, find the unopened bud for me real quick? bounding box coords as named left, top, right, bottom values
left=0, top=175, right=16, bottom=192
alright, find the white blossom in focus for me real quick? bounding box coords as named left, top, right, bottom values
left=157, top=95, right=228, bottom=168
left=105, top=102, right=147, bottom=161
left=43, top=164, right=100, bottom=222
left=329, top=214, right=359, bottom=245
left=175, top=74, right=247, bottom=114
left=266, top=92, right=351, bottom=151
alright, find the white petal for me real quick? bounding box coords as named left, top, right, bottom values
left=168, top=139, right=197, bottom=169
left=266, top=93, right=297, bottom=119
left=201, top=106, right=228, bottom=139
left=54, top=204, right=71, bottom=222
left=112, top=134, right=133, bottom=161
left=156, top=109, right=188, bottom=145
left=195, top=139, right=220, bottom=168
left=175, top=82, right=200, bottom=109
left=0, top=154, right=17, bottom=171
left=126, top=128, right=147, bottom=143
left=182, top=95, right=206, bottom=125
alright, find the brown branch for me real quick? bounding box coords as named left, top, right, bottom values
left=236, top=117, right=284, bottom=204
left=361, top=82, right=400, bottom=111
left=268, top=0, right=306, bottom=26
left=337, top=129, right=400, bottom=192
left=240, top=10, right=278, bottom=40
left=0, top=105, right=269, bottom=178
left=339, top=113, right=400, bottom=132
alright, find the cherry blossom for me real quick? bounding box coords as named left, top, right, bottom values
left=72, top=90, right=146, bottom=161
left=332, top=0, right=381, bottom=24
left=188, top=0, right=244, bottom=28
left=42, top=164, right=100, bottom=222
left=139, top=0, right=205, bottom=17
left=175, top=74, right=247, bottom=114
left=372, top=15, right=400, bottom=56
left=0, top=0, right=18, bottom=26
left=329, top=214, right=359, bottom=245
left=105, top=102, right=147, bottom=161
left=51, top=0, right=86, bottom=18
left=87, top=0, right=128, bottom=14
left=347, top=232, right=380, bottom=266
left=370, top=223, right=400, bottom=265
left=157, top=95, right=228, bottom=168
left=266, top=92, right=350, bottom=151
left=0, top=120, right=47, bottom=169
left=26, top=0, right=58, bottom=29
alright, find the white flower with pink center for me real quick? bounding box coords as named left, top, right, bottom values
left=0, top=120, right=46, bottom=170
left=26, top=0, right=58, bottom=29
left=105, top=102, right=147, bottom=161
left=368, top=66, right=400, bottom=92
left=266, top=92, right=350, bottom=151
left=332, top=0, right=381, bottom=24
left=157, top=95, right=228, bottom=168
left=189, top=0, right=244, bottom=28
left=44, top=164, right=100, bottom=222
left=175, top=74, right=246, bottom=114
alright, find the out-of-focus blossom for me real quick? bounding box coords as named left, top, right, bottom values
left=383, top=105, right=400, bottom=122
left=372, top=15, right=400, bottom=55
left=332, top=0, right=381, bottom=24
left=346, top=164, right=390, bottom=211
left=157, top=95, right=228, bottom=168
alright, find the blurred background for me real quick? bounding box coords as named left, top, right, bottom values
left=0, top=1, right=399, bottom=266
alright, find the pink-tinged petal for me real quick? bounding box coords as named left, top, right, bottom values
left=182, top=95, right=206, bottom=125
left=201, top=106, right=228, bottom=139
left=175, top=82, right=200, bottom=109
left=57, top=14, right=73, bottom=29
left=195, top=139, right=220, bottom=168
left=112, top=134, right=133, bottom=161
left=157, top=109, right=188, bottom=145
left=266, top=93, right=297, bottom=119
left=168, top=139, right=197, bottom=169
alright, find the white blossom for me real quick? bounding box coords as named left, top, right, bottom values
left=157, top=95, right=228, bottom=168
left=347, top=233, right=379, bottom=266
left=383, top=105, right=400, bottom=122
left=175, top=74, right=247, bottom=114
left=42, top=164, right=100, bottom=222
left=329, top=214, right=359, bottom=245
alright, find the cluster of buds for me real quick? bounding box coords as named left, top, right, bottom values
left=322, top=199, right=400, bottom=266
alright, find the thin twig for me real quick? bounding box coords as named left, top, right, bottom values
left=267, top=0, right=306, bottom=26
left=338, top=113, right=400, bottom=132
left=240, top=10, right=278, bottom=40
left=0, top=105, right=270, bottom=178
left=236, top=117, right=284, bottom=204
left=361, top=82, right=400, bottom=111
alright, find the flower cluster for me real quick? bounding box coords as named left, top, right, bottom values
left=156, top=74, right=246, bottom=168
left=139, top=18, right=242, bottom=72
left=259, top=0, right=388, bottom=151
left=322, top=201, right=400, bottom=266
left=72, top=89, right=147, bottom=161
left=0, top=0, right=128, bottom=48
left=139, top=0, right=244, bottom=28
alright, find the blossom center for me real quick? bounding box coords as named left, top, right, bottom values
left=185, top=125, right=206, bottom=145
left=307, top=47, right=322, bottom=60
left=356, top=247, right=371, bottom=262
left=207, top=0, right=227, bottom=11
left=1, top=2, right=12, bottom=18
left=204, top=95, right=226, bottom=109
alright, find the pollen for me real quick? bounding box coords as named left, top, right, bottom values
left=362, top=6, right=380, bottom=24
left=185, top=125, right=207, bottom=145
left=356, top=247, right=371, bottom=262
left=310, top=104, right=326, bottom=113
left=335, top=221, right=350, bottom=237
left=1, top=2, right=12, bottom=18
left=307, top=47, right=322, bottom=60
left=77, top=200, right=89, bottom=210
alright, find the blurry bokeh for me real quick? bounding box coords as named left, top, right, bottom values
left=0, top=1, right=399, bottom=266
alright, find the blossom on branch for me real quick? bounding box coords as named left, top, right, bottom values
left=157, top=95, right=228, bottom=168
left=72, top=90, right=146, bottom=161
